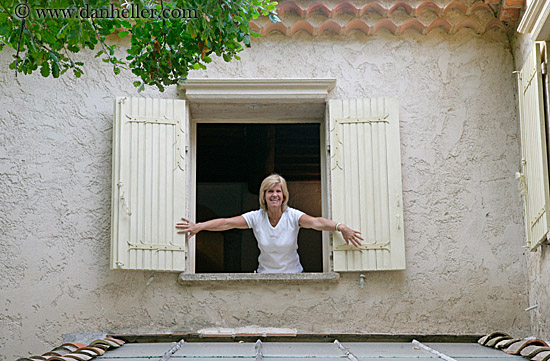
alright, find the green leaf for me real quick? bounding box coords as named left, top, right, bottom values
left=118, top=31, right=129, bottom=38
left=40, top=63, right=50, bottom=77
left=52, top=61, right=60, bottom=78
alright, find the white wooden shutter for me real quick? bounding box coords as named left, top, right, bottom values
left=518, top=42, right=550, bottom=250
left=111, top=97, right=188, bottom=271
left=328, top=98, right=405, bottom=271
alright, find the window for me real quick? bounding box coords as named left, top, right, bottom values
left=110, top=80, right=406, bottom=273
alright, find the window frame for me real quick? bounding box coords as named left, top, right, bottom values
left=186, top=117, right=330, bottom=274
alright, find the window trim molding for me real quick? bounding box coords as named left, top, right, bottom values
left=179, top=78, right=336, bottom=103
left=517, top=0, right=550, bottom=40
left=178, top=272, right=340, bottom=284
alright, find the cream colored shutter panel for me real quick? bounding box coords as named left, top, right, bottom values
left=518, top=42, right=550, bottom=250
left=329, top=98, right=405, bottom=271
left=111, top=97, right=188, bottom=271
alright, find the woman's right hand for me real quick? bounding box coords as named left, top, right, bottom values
left=176, top=217, right=201, bottom=238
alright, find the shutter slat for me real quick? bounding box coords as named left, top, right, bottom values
left=111, top=97, right=188, bottom=271
left=158, top=101, right=169, bottom=269
left=329, top=98, right=405, bottom=271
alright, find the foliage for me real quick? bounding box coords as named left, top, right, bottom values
left=0, top=0, right=279, bottom=91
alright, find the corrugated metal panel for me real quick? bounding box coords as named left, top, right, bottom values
left=518, top=42, right=550, bottom=250
left=328, top=98, right=405, bottom=271
left=174, top=342, right=257, bottom=357
left=97, top=341, right=515, bottom=360
left=111, top=97, right=188, bottom=271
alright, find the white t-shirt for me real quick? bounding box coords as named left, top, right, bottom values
left=242, top=207, right=305, bottom=273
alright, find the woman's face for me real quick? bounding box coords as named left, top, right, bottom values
left=265, top=183, right=284, bottom=211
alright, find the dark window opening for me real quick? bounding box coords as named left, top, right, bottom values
left=196, top=123, right=322, bottom=273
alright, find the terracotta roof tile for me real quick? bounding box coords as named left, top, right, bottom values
left=254, top=0, right=525, bottom=37
left=105, top=338, right=126, bottom=346
left=425, top=18, right=452, bottom=34
left=400, top=18, right=425, bottom=34
left=305, top=2, right=331, bottom=17
left=453, top=18, right=484, bottom=34
left=505, top=339, right=548, bottom=355
left=532, top=351, right=550, bottom=361
left=443, top=1, right=469, bottom=16
left=496, top=338, right=523, bottom=349
left=44, top=357, right=75, bottom=361
left=16, top=337, right=125, bottom=361
left=479, top=333, right=550, bottom=361
left=278, top=1, right=305, bottom=17
left=486, top=335, right=512, bottom=347
left=520, top=346, right=550, bottom=358
left=89, top=339, right=123, bottom=349
left=478, top=332, right=510, bottom=346
left=344, top=18, right=370, bottom=34
left=61, top=343, right=87, bottom=350
left=289, top=20, right=316, bottom=36
left=373, top=18, right=399, bottom=35
left=388, top=2, right=414, bottom=16
left=470, top=2, right=494, bottom=15
left=64, top=354, right=94, bottom=361
left=360, top=3, right=386, bottom=17
left=333, top=2, right=359, bottom=17
left=318, top=19, right=343, bottom=35
left=76, top=347, right=106, bottom=356
left=416, top=1, right=441, bottom=16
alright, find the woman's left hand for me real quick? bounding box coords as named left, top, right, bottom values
left=339, top=224, right=364, bottom=248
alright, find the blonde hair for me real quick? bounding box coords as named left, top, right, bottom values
left=259, top=174, right=290, bottom=212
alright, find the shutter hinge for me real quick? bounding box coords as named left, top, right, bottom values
left=333, top=242, right=390, bottom=251
left=516, top=171, right=527, bottom=195
left=128, top=241, right=186, bottom=251
left=326, top=144, right=331, bottom=154
left=542, top=62, right=547, bottom=75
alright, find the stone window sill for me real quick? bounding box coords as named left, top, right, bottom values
left=178, top=272, right=339, bottom=284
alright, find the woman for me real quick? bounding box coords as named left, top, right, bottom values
left=176, top=174, right=363, bottom=273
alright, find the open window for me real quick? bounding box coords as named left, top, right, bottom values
left=111, top=80, right=406, bottom=273
left=195, top=123, right=323, bottom=273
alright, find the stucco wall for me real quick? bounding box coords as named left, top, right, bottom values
left=511, top=31, right=550, bottom=341
left=1, top=29, right=530, bottom=360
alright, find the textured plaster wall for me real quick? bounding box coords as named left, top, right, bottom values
left=0, top=30, right=530, bottom=360
left=511, top=31, right=550, bottom=341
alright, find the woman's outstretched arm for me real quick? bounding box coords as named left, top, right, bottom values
left=299, top=215, right=363, bottom=248
left=176, top=216, right=249, bottom=238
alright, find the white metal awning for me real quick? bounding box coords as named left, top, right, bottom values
left=96, top=341, right=524, bottom=361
